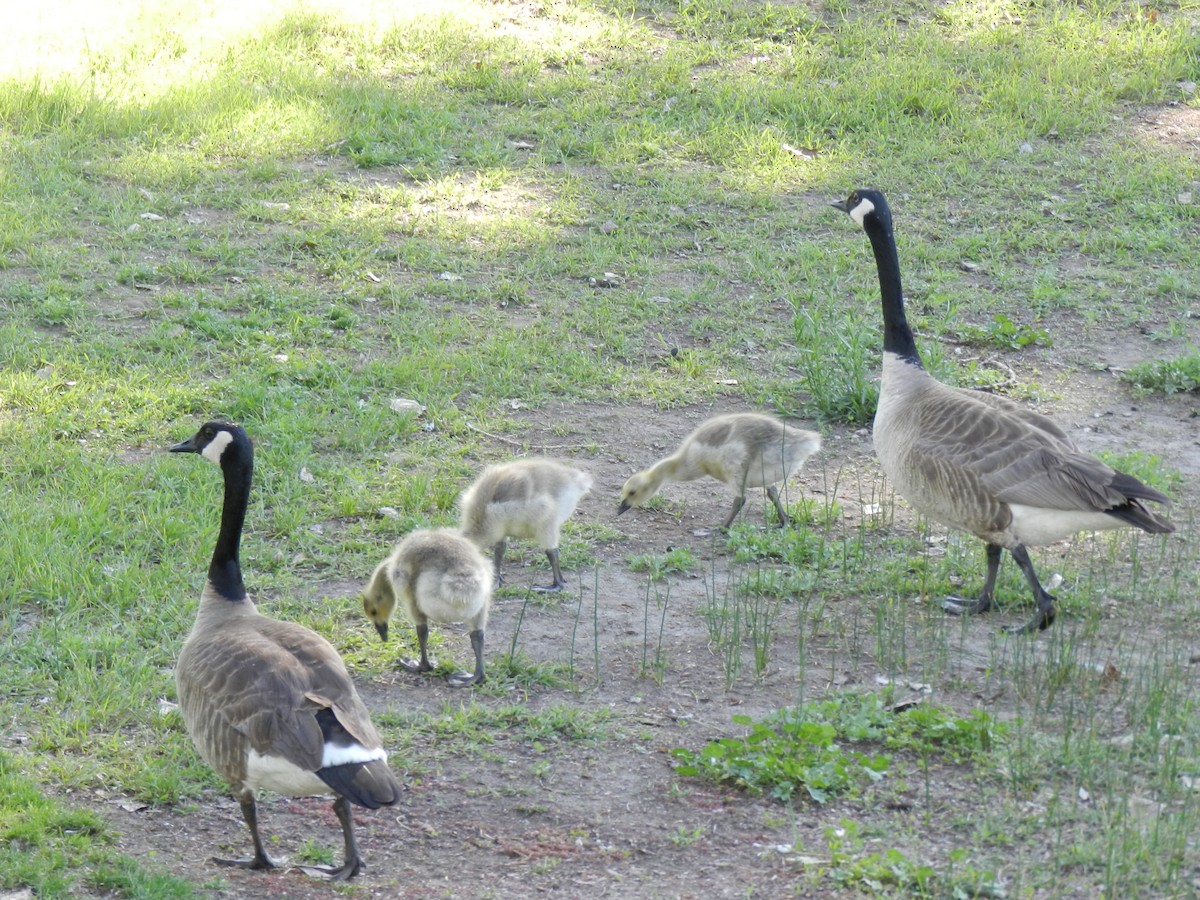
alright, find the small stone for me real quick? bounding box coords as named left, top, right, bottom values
left=390, top=398, right=426, bottom=416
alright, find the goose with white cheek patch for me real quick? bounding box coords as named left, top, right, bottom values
left=834, top=188, right=1175, bottom=633
left=170, top=421, right=399, bottom=881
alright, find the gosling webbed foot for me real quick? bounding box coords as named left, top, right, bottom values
left=446, top=669, right=485, bottom=688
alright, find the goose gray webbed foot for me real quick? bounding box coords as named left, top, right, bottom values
left=212, top=797, right=277, bottom=870
left=941, top=544, right=1001, bottom=618
left=293, top=797, right=366, bottom=882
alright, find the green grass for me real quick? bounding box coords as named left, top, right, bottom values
left=1, top=0, right=1197, bottom=895
left=671, top=691, right=1003, bottom=803
left=1122, top=349, right=1200, bottom=395
left=0, top=752, right=197, bottom=898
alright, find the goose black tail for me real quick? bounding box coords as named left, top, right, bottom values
left=317, top=758, right=401, bottom=809
left=313, top=708, right=401, bottom=808
left=1106, top=473, right=1175, bottom=534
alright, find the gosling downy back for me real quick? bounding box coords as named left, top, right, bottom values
left=835, top=188, right=1174, bottom=633
left=459, top=458, right=593, bottom=592
left=617, top=412, right=821, bottom=529
left=170, top=421, right=399, bottom=881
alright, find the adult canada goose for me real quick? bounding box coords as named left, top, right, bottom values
left=170, top=422, right=399, bottom=881
left=834, top=188, right=1175, bottom=633
left=459, top=458, right=593, bottom=592
left=362, top=527, right=493, bottom=687
left=617, top=412, right=821, bottom=530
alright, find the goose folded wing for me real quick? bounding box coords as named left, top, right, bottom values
left=233, top=698, right=326, bottom=770
left=225, top=626, right=382, bottom=764
left=959, top=390, right=1075, bottom=446
left=980, top=448, right=1139, bottom=512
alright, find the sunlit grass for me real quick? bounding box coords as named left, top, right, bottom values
left=0, top=0, right=1197, bottom=894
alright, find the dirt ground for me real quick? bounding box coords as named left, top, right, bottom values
left=47, top=336, right=1198, bottom=899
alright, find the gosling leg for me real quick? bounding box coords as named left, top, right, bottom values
left=531, top=547, right=568, bottom=593
left=447, top=628, right=486, bottom=687
left=766, top=484, right=790, bottom=528
left=398, top=622, right=436, bottom=674
left=490, top=540, right=507, bottom=588
left=719, top=494, right=747, bottom=530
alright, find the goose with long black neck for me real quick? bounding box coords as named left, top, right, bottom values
left=834, top=189, right=1175, bottom=633
left=170, top=421, right=400, bottom=881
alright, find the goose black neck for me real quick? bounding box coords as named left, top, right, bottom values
left=210, top=452, right=251, bottom=601
left=864, top=216, right=922, bottom=367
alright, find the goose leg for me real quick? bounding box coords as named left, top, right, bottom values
left=942, top=543, right=1002, bottom=617
left=213, top=794, right=277, bottom=871
left=295, top=795, right=365, bottom=881
left=490, top=541, right=507, bottom=588
left=398, top=622, right=436, bottom=674
left=766, top=484, right=790, bottom=528
left=1003, top=545, right=1057, bottom=634
left=531, top=548, right=567, bottom=593
left=447, top=628, right=486, bottom=687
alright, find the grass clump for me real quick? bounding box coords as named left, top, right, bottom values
left=955, top=313, right=1052, bottom=351
left=0, top=751, right=196, bottom=898
left=671, top=692, right=1002, bottom=803
left=1122, top=351, right=1200, bottom=396
left=820, top=820, right=1004, bottom=898
left=629, top=546, right=698, bottom=581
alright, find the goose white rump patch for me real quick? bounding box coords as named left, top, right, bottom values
left=1008, top=504, right=1127, bottom=547
left=322, top=742, right=387, bottom=768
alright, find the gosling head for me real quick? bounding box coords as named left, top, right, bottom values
left=831, top=188, right=892, bottom=232
left=617, top=471, right=657, bottom=516
left=362, top=560, right=396, bottom=642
